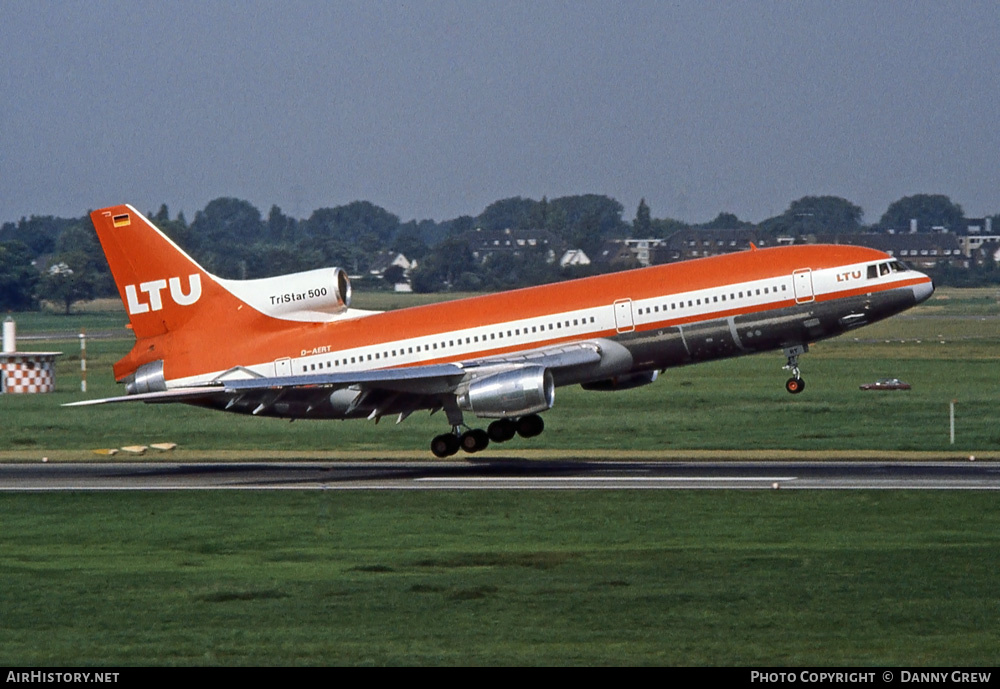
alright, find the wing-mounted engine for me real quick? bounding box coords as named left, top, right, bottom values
left=457, top=366, right=555, bottom=419
left=217, top=267, right=353, bottom=322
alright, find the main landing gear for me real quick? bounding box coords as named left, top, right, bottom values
left=430, top=414, right=545, bottom=458
left=783, top=344, right=808, bottom=395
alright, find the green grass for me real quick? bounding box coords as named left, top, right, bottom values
left=1, top=491, right=998, bottom=665
left=3, top=348, right=997, bottom=455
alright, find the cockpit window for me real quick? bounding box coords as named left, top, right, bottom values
left=868, top=260, right=911, bottom=279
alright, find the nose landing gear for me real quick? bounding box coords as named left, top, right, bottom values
left=783, top=344, right=807, bottom=394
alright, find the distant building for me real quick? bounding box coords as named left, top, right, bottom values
left=592, top=240, right=640, bottom=268
left=558, top=249, right=590, bottom=268
left=368, top=252, right=417, bottom=290
left=620, top=238, right=664, bottom=266
left=655, top=229, right=767, bottom=263
left=815, top=233, right=967, bottom=269
left=461, top=228, right=565, bottom=264
left=957, top=218, right=999, bottom=259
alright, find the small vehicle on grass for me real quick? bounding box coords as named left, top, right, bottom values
left=859, top=378, right=911, bottom=391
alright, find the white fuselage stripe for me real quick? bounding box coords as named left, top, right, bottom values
left=169, top=261, right=919, bottom=388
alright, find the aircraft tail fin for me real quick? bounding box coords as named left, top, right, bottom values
left=90, top=205, right=243, bottom=340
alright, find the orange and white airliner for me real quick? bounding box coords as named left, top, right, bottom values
left=71, top=204, right=934, bottom=456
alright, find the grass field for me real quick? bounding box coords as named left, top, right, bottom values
left=1, top=288, right=999, bottom=665
left=2, top=491, right=999, bottom=665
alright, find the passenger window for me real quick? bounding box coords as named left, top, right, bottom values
left=880, top=263, right=890, bottom=276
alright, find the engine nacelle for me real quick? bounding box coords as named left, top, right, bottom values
left=219, top=267, right=352, bottom=321
left=126, top=359, right=167, bottom=394
left=457, top=366, right=554, bottom=419
left=581, top=370, right=658, bottom=392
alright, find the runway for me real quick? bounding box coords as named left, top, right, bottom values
left=1, top=459, right=999, bottom=491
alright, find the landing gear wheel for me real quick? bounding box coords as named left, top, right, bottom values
left=460, top=429, right=490, bottom=453
left=431, top=433, right=460, bottom=458
left=785, top=377, right=805, bottom=394
left=487, top=419, right=517, bottom=443
left=516, top=414, right=545, bottom=438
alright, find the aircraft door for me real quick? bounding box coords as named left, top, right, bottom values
left=793, top=269, right=815, bottom=304
left=274, top=357, right=292, bottom=377
left=613, top=299, right=635, bottom=333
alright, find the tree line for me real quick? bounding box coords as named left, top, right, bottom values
left=1, top=193, right=996, bottom=313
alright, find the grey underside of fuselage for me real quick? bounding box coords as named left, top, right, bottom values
left=619, top=286, right=914, bottom=371
left=186, top=286, right=916, bottom=421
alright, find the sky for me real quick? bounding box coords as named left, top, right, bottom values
left=2, top=1, right=998, bottom=227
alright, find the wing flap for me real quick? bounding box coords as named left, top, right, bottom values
left=220, top=362, right=466, bottom=393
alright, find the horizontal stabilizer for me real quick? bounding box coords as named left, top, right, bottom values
left=63, top=386, right=224, bottom=406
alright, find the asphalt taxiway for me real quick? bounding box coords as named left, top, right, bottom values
left=1, top=459, right=999, bottom=491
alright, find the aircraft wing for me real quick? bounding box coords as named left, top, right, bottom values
left=214, top=341, right=603, bottom=394
left=64, top=363, right=468, bottom=406
left=64, top=341, right=606, bottom=416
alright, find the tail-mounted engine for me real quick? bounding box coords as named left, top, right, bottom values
left=126, top=359, right=167, bottom=394
left=457, top=366, right=555, bottom=419
left=219, top=267, right=352, bottom=321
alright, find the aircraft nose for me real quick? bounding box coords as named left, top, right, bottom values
left=912, top=277, right=934, bottom=304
